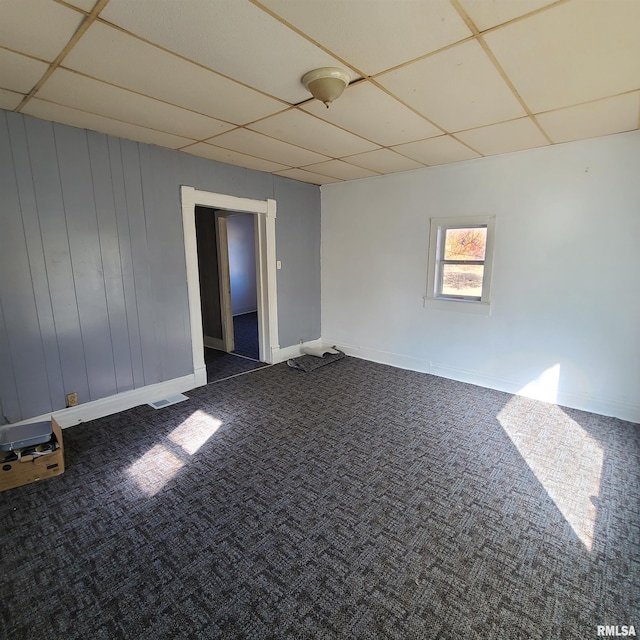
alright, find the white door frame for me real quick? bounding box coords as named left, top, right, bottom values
left=181, top=186, right=278, bottom=386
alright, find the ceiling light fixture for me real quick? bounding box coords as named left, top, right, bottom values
left=301, top=67, right=350, bottom=108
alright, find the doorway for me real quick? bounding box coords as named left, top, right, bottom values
left=194, top=208, right=260, bottom=379
left=181, top=187, right=279, bottom=388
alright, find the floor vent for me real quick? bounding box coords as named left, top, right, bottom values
left=148, top=394, right=189, bottom=410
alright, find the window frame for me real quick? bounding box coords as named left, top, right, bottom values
left=426, top=215, right=496, bottom=310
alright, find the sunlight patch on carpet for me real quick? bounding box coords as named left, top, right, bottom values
left=127, top=410, right=223, bottom=495
left=126, top=444, right=185, bottom=497
left=497, top=389, right=603, bottom=551
left=168, top=410, right=222, bottom=455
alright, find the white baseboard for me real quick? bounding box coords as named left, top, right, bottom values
left=11, top=372, right=206, bottom=429
left=323, top=338, right=640, bottom=423
left=11, top=341, right=637, bottom=429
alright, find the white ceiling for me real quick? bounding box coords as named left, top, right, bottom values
left=1, top=0, right=638, bottom=185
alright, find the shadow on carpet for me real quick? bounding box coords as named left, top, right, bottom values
left=205, top=348, right=269, bottom=383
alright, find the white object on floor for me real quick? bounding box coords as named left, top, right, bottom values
left=302, top=346, right=340, bottom=358
left=148, top=394, right=189, bottom=410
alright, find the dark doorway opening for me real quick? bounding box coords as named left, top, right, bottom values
left=194, top=207, right=264, bottom=383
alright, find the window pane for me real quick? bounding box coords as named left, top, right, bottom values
left=441, top=264, right=484, bottom=298
left=444, top=227, right=487, bottom=261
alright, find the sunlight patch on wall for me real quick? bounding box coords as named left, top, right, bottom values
left=126, top=410, right=223, bottom=496
left=168, top=410, right=222, bottom=455
left=516, top=363, right=561, bottom=404
left=497, top=373, right=603, bottom=551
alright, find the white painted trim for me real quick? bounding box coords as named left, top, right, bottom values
left=180, top=186, right=279, bottom=369
left=423, top=298, right=491, bottom=315
left=10, top=374, right=201, bottom=428
left=181, top=187, right=206, bottom=384
left=265, top=199, right=279, bottom=362
left=323, top=338, right=640, bottom=423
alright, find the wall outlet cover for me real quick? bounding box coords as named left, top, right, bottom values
left=66, top=392, right=79, bottom=407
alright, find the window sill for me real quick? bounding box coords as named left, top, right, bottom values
left=423, top=297, right=492, bottom=316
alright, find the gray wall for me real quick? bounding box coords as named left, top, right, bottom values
left=0, top=110, right=321, bottom=423
left=274, top=177, right=321, bottom=346
left=227, top=214, right=257, bottom=316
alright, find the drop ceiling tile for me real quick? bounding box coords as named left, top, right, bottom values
left=378, top=39, right=525, bottom=132
left=0, top=0, right=84, bottom=62
left=0, top=49, right=48, bottom=94
left=183, top=143, right=289, bottom=173
left=0, top=88, right=24, bottom=111
left=260, top=0, right=471, bottom=75
left=100, top=0, right=356, bottom=103
left=275, top=169, right=342, bottom=185
left=484, top=1, right=640, bottom=113
left=301, top=160, right=378, bottom=181
left=22, top=99, right=193, bottom=148
left=458, top=0, right=557, bottom=31
left=301, top=81, right=442, bottom=146
left=249, top=109, right=379, bottom=158
left=63, top=22, right=287, bottom=125
left=393, top=135, right=480, bottom=166
left=343, top=149, right=425, bottom=174
left=38, top=69, right=234, bottom=140
left=536, top=93, right=640, bottom=144
left=455, top=117, right=549, bottom=156
left=206, top=128, right=330, bottom=167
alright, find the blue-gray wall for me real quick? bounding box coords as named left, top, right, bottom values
left=227, top=214, right=257, bottom=316
left=0, top=110, right=321, bottom=423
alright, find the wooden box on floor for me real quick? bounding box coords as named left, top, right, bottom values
left=0, top=418, right=65, bottom=492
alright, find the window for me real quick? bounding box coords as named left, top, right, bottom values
left=426, top=215, right=495, bottom=310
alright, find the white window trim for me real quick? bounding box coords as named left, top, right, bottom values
left=425, top=215, right=496, bottom=315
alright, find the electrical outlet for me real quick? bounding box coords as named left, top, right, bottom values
left=66, top=392, right=78, bottom=408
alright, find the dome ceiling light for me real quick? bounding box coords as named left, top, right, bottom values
left=301, top=67, right=351, bottom=108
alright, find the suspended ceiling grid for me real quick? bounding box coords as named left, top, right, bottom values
left=1, top=0, right=639, bottom=185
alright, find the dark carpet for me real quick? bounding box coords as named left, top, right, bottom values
left=1, top=358, right=638, bottom=639
left=205, top=347, right=268, bottom=383
left=232, top=312, right=259, bottom=361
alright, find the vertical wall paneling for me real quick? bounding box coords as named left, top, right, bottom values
left=0, top=113, right=51, bottom=418
left=107, top=137, right=144, bottom=388
left=120, top=139, right=159, bottom=386
left=148, top=146, right=191, bottom=380
left=0, top=114, right=53, bottom=417
left=55, top=124, right=117, bottom=402
left=137, top=144, right=164, bottom=382
left=0, top=297, right=21, bottom=422
left=1, top=109, right=322, bottom=422
left=6, top=113, right=64, bottom=410
left=24, top=116, right=89, bottom=403
left=87, top=131, right=133, bottom=394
